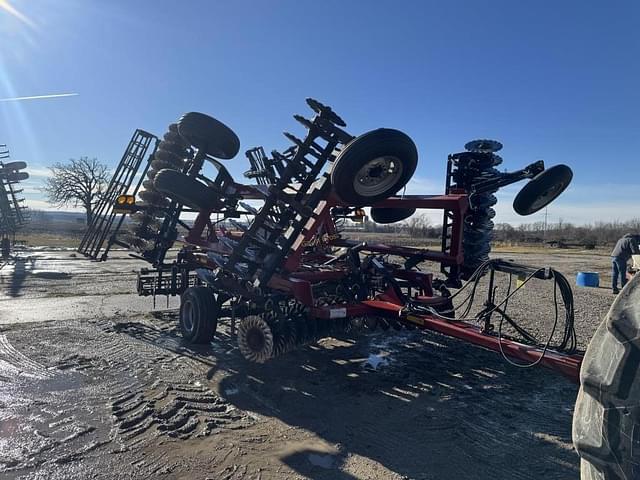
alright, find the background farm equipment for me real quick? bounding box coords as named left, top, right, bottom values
left=0, top=145, right=30, bottom=262
left=80, top=98, right=579, bottom=378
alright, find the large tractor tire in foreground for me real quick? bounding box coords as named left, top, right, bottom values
left=573, top=273, right=640, bottom=479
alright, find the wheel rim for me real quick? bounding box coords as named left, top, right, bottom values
left=528, top=183, right=564, bottom=212
left=182, top=301, right=195, bottom=333
left=353, top=156, right=403, bottom=197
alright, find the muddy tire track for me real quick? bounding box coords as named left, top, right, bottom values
left=0, top=320, right=250, bottom=478
left=0, top=334, right=54, bottom=379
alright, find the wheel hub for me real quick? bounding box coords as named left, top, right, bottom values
left=246, top=328, right=266, bottom=352
left=354, top=156, right=403, bottom=196
left=530, top=184, right=563, bottom=211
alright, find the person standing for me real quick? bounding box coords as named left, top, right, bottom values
left=611, top=233, right=640, bottom=293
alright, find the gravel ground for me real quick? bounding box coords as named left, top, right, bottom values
left=0, top=248, right=616, bottom=479
left=451, top=250, right=615, bottom=351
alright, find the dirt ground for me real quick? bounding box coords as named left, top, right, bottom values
left=0, top=248, right=617, bottom=479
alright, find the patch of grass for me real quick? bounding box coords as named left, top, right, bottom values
left=18, top=233, right=82, bottom=248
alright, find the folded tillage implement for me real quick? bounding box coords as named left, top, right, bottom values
left=0, top=145, right=30, bottom=260
left=82, top=99, right=638, bottom=479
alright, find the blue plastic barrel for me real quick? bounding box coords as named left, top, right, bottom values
left=576, top=271, right=600, bottom=288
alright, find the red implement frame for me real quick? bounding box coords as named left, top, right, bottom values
left=360, top=300, right=581, bottom=383
left=178, top=184, right=583, bottom=382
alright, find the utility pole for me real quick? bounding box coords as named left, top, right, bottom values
left=543, top=207, right=548, bottom=241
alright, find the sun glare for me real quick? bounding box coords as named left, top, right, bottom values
left=0, top=0, right=35, bottom=28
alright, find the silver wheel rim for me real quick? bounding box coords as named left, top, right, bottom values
left=353, top=156, right=403, bottom=197
left=182, top=301, right=195, bottom=333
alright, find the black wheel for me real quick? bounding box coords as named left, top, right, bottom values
left=4, top=172, right=28, bottom=182
left=237, top=316, right=274, bottom=363
left=0, top=161, right=27, bottom=172
left=331, top=129, right=418, bottom=206
left=177, top=112, right=240, bottom=160
left=370, top=207, right=416, bottom=224
left=179, top=287, right=219, bottom=344
left=513, top=164, right=573, bottom=216
left=153, top=169, right=221, bottom=211
left=573, top=274, right=640, bottom=479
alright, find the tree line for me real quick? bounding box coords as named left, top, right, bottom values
left=347, top=214, right=640, bottom=248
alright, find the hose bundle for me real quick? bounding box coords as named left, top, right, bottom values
left=410, top=259, right=578, bottom=360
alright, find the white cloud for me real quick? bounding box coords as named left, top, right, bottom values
left=25, top=166, right=51, bottom=178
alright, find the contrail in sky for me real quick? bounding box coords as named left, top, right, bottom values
left=0, top=93, right=79, bottom=102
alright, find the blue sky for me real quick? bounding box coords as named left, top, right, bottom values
left=1, top=0, right=638, bottom=225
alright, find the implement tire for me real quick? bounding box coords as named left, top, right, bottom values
left=573, top=274, right=640, bottom=479
left=154, top=169, right=221, bottom=212
left=177, top=112, right=240, bottom=160
left=513, top=164, right=573, bottom=216
left=179, top=287, right=219, bottom=344
left=371, top=207, right=416, bottom=224
left=331, top=128, right=417, bottom=206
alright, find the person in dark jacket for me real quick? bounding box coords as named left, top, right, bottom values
left=611, top=233, right=640, bottom=293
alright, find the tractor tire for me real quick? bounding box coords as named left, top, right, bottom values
left=371, top=207, right=416, bottom=224
left=177, top=112, right=240, bottom=160
left=331, top=128, right=418, bottom=206
left=179, top=287, right=219, bottom=344
left=154, top=169, right=221, bottom=212
left=573, top=274, right=640, bottom=479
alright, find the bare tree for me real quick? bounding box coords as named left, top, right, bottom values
left=406, top=214, right=431, bottom=238
left=42, top=157, right=109, bottom=225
